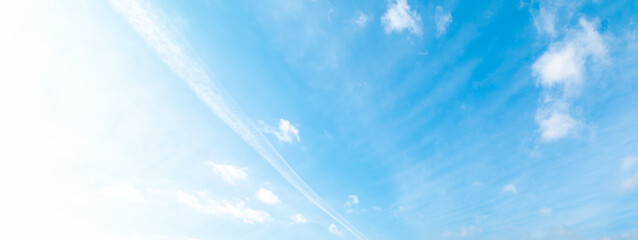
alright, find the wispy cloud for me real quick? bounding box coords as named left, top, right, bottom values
left=620, top=156, right=638, bottom=192
left=290, top=213, right=308, bottom=224
left=176, top=191, right=270, bottom=223
left=345, top=195, right=359, bottom=213
left=381, top=0, right=422, bottom=36
left=502, top=184, right=518, bottom=193
left=104, top=184, right=145, bottom=203
left=532, top=18, right=607, bottom=141
left=329, top=223, right=345, bottom=238
left=255, top=188, right=281, bottom=205
left=434, top=6, right=452, bottom=37
left=354, top=12, right=370, bottom=28
left=207, top=162, right=248, bottom=184
left=540, top=207, right=553, bottom=217
left=441, top=225, right=482, bottom=238
left=346, top=195, right=359, bottom=207
left=109, top=1, right=367, bottom=239
left=533, top=6, right=557, bottom=36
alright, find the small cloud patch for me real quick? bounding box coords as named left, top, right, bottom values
left=290, top=213, right=308, bottom=224
left=207, top=162, right=248, bottom=184
left=329, top=223, right=344, bottom=238
left=381, top=0, right=422, bottom=36
left=503, top=184, right=518, bottom=194
left=263, top=119, right=301, bottom=143
left=255, top=188, right=281, bottom=205
left=355, top=12, right=369, bottom=28
left=434, top=6, right=452, bottom=36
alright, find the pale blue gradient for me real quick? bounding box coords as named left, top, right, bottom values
left=1, top=0, right=637, bottom=240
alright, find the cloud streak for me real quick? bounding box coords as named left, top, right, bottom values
left=108, top=0, right=367, bottom=239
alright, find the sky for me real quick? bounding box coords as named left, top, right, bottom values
left=1, top=0, right=638, bottom=239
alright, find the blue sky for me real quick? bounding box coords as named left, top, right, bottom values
left=1, top=0, right=638, bottom=239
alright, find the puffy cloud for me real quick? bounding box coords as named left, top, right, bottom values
left=532, top=18, right=607, bottom=141
left=503, top=184, right=518, bottom=194
left=381, top=0, right=422, bottom=36
left=255, top=188, right=281, bottom=205
left=263, top=119, right=301, bottom=143
left=536, top=110, right=577, bottom=141
left=104, top=184, right=145, bottom=203
left=290, top=213, right=308, bottom=224
left=533, top=45, right=582, bottom=88
left=533, top=18, right=606, bottom=91
left=207, top=162, right=248, bottom=184
left=176, top=191, right=270, bottom=223
left=329, top=223, right=344, bottom=238
left=434, top=6, right=452, bottom=36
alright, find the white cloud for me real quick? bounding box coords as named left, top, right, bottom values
left=355, top=12, right=369, bottom=28
left=207, top=162, right=248, bottom=184
left=540, top=207, right=553, bottom=217
left=104, top=184, right=145, bottom=203
left=255, top=188, right=281, bottom=205
left=290, top=213, right=308, bottom=224
left=264, top=119, right=301, bottom=143
left=176, top=191, right=270, bottom=224
left=503, top=184, right=518, bottom=193
left=345, top=195, right=359, bottom=207
left=110, top=1, right=367, bottom=239
left=536, top=110, right=577, bottom=141
left=442, top=225, right=482, bottom=238
left=381, top=0, right=422, bottom=36
left=533, top=45, right=582, bottom=88
left=329, top=223, right=344, bottom=238
left=434, top=6, right=452, bottom=36
left=532, top=18, right=607, bottom=141
left=533, top=18, right=606, bottom=91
